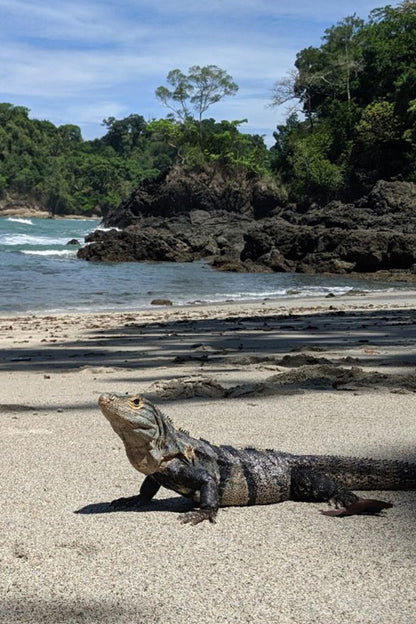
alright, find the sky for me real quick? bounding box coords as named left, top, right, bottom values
left=0, top=0, right=394, bottom=145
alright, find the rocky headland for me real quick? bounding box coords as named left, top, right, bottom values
left=77, top=165, right=416, bottom=278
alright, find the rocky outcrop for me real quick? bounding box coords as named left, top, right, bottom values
left=78, top=210, right=253, bottom=263
left=78, top=164, right=283, bottom=264
left=78, top=225, right=195, bottom=262
left=241, top=180, right=416, bottom=273
left=78, top=172, right=416, bottom=275
left=241, top=222, right=416, bottom=274
left=102, top=165, right=284, bottom=228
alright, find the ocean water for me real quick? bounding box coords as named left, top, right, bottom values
left=0, top=216, right=399, bottom=314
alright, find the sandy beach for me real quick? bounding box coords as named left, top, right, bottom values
left=1, top=291, right=416, bottom=624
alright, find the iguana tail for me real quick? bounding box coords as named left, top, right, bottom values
left=290, top=454, right=416, bottom=491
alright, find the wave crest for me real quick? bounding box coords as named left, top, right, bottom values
left=7, top=217, right=33, bottom=225
left=20, top=249, right=77, bottom=257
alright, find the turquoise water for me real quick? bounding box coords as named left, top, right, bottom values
left=0, top=216, right=399, bottom=314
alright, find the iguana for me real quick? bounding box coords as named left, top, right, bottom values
left=98, top=392, right=416, bottom=525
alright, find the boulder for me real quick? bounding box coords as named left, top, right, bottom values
left=78, top=208, right=254, bottom=264
left=77, top=226, right=197, bottom=263
left=150, top=299, right=173, bottom=306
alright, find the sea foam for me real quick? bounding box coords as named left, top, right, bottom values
left=97, top=225, right=122, bottom=232
left=7, top=217, right=34, bottom=225
left=20, top=249, right=77, bottom=257
left=4, top=234, right=70, bottom=246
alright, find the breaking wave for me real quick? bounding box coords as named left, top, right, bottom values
left=20, top=249, right=77, bottom=257
left=3, top=234, right=71, bottom=246
left=6, top=217, right=34, bottom=225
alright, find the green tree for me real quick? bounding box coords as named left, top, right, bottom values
left=202, top=119, right=269, bottom=175
left=320, top=15, right=365, bottom=106
left=101, top=114, right=146, bottom=156
left=352, top=100, right=404, bottom=186
left=289, top=131, right=345, bottom=201
left=155, top=65, right=238, bottom=145
left=271, top=2, right=416, bottom=199
left=155, top=69, right=192, bottom=121
left=277, top=16, right=364, bottom=125
left=187, top=65, right=238, bottom=124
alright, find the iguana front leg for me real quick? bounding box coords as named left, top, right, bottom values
left=109, top=475, right=160, bottom=510
left=177, top=468, right=219, bottom=525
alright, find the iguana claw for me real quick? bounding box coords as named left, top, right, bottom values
left=179, top=509, right=217, bottom=525
left=321, top=498, right=393, bottom=517
left=108, top=495, right=144, bottom=510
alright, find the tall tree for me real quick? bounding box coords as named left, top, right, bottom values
left=155, top=65, right=238, bottom=141
left=155, top=69, right=192, bottom=121
left=321, top=15, right=364, bottom=105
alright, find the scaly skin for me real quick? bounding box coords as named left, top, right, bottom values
left=98, top=393, right=416, bottom=525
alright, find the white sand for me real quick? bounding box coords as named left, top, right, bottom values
left=1, top=291, right=416, bottom=623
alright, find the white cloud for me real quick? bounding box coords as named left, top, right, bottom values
left=0, top=0, right=122, bottom=41
left=0, top=0, right=388, bottom=140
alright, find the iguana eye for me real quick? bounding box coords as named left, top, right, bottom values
left=129, top=396, right=143, bottom=409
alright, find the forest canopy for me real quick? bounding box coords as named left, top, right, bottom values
left=1, top=2, right=416, bottom=214
left=0, top=103, right=268, bottom=216
left=271, top=1, right=416, bottom=200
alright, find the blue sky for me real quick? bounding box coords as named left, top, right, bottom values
left=0, top=0, right=392, bottom=144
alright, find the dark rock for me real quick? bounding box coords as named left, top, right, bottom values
left=241, top=193, right=416, bottom=274
left=78, top=206, right=254, bottom=264
left=66, top=239, right=80, bottom=245
left=252, top=180, right=287, bottom=219
left=78, top=173, right=416, bottom=276
left=150, top=299, right=173, bottom=306
left=78, top=226, right=195, bottom=263
left=102, top=165, right=282, bottom=228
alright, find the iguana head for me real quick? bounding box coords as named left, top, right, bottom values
left=99, top=393, right=169, bottom=442
left=98, top=393, right=180, bottom=473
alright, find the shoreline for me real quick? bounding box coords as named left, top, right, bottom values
left=0, top=208, right=100, bottom=220
left=1, top=288, right=416, bottom=321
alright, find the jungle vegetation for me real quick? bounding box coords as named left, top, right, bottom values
left=1, top=2, right=416, bottom=214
